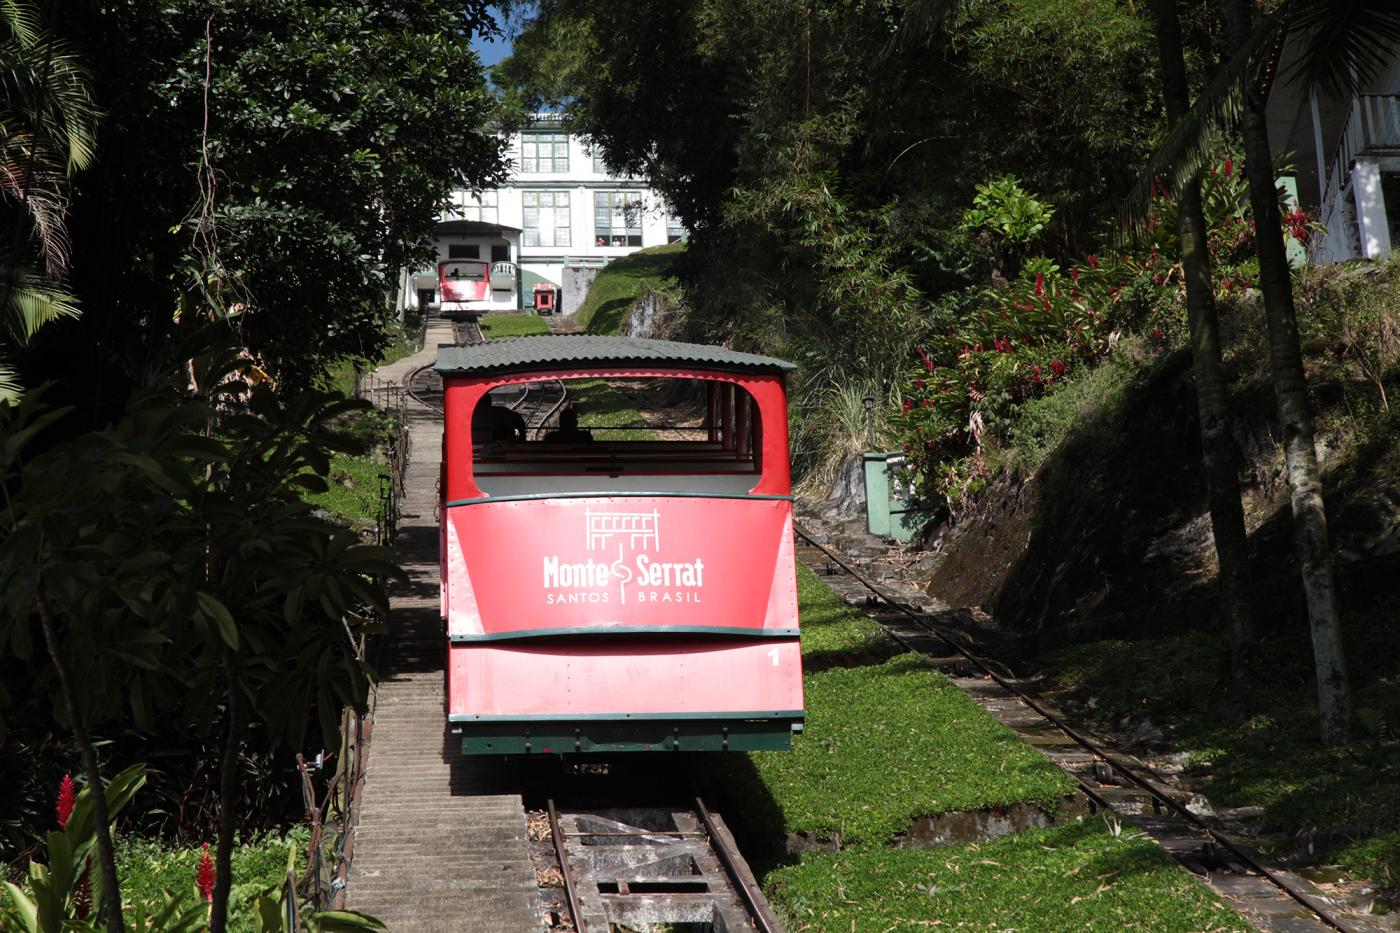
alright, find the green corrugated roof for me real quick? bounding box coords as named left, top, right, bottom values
left=433, top=335, right=796, bottom=376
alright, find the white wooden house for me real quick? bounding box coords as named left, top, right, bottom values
left=1267, top=37, right=1400, bottom=264
left=400, top=114, right=685, bottom=316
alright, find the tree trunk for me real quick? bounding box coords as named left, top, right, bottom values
left=1151, top=0, right=1255, bottom=679
left=1223, top=0, right=1351, bottom=746
left=210, top=648, right=243, bottom=933
left=35, top=587, right=126, bottom=933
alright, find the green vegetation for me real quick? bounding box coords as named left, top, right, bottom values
left=564, top=378, right=654, bottom=441
left=713, top=568, right=1070, bottom=848
left=793, top=563, right=890, bottom=667
left=1045, top=619, right=1400, bottom=860
left=118, top=832, right=300, bottom=920
left=746, top=653, right=1073, bottom=845
left=321, top=333, right=418, bottom=397
left=573, top=242, right=686, bottom=334
left=1338, top=832, right=1400, bottom=892
left=713, top=566, right=1245, bottom=931
left=480, top=313, right=551, bottom=338
left=765, top=819, right=1251, bottom=932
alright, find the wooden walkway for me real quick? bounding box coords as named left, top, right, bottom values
left=345, top=323, right=541, bottom=932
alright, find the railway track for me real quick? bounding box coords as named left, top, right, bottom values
left=792, top=523, right=1377, bottom=933
left=405, top=315, right=568, bottom=436
left=533, top=795, right=780, bottom=932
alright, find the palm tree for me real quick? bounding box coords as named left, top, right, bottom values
left=1150, top=0, right=1255, bottom=682
left=1126, top=0, right=1400, bottom=746
left=0, top=0, right=96, bottom=401
left=901, top=0, right=1400, bottom=746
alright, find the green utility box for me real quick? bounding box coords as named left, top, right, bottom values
left=863, top=451, right=926, bottom=542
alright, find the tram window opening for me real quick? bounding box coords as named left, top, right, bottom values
left=467, top=376, right=771, bottom=498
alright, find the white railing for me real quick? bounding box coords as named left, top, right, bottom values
left=1312, top=95, right=1400, bottom=264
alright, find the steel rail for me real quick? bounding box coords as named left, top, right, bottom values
left=693, top=796, right=781, bottom=933
left=792, top=524, right=1352, bottom=933
left=403, top=363, right=443, bottom=414
left=547, top=798, right=585, bottom=931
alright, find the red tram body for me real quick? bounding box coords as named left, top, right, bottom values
left=435, top=336, right=804, bottom=754
left=437, top=259, right=491, bottom=312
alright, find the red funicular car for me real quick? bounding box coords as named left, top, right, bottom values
left=435, top=335, right=804, bottom=754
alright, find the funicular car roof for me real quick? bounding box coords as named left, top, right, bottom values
left=433, top=335, right=796, bottom=378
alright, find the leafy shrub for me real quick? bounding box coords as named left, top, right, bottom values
left=892, top=161, right=1297, bottom=504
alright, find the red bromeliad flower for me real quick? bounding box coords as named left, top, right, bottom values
left=901, top=398, right=913, bottom=415
left=1153, top=328, right=1164, bottom=342
left=56, top=774, right=75, bottom=829
left=1224, top=156, right=1233, bottom=177
left=1034, top=272, right=1045, bottom=297
left=915, top=345, right=933, bottom=373
left=197, top=843, right=216, bottom=903
left=1086, top=253, right=1099, bottom=269
left=1050, top=359, right=1067, bottom=378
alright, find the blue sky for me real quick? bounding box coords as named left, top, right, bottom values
left=472, top=32, right=512, bottom=69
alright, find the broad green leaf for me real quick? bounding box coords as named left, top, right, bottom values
left=197, top=591, right=239, bottom=649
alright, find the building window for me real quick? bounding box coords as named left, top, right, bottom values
left=592, top=146, right=608, bottom=174
left=594, top=192, right=643, bottom=247
left=522, top=191, right=571, bottom=247
left=459, top=190, right=498, bottom=224
left=521, top=133, right=570, bottom=173
left=447, top=243, right=480, bottom=259
left=491, top=243, right=511, bottom=263
left=666, top=210, right=686, bottom=244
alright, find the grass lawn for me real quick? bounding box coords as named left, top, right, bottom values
left=796, top=562, right=899, bottom=668
left=481, top=313, right=550, bottom=338
left=304, top=408, right=400, bottom=524
left=118, top=831, right=301, bottom=922
left=740, top=653, right=1074, bottom=846
left=766, top=818, right=1251, bottom=932
left=574, top=242, right=685, bottom=334
left=708, top=566, right=1072, bottom=851
left=321, top=332, right=417, bottom=397
left=715, top=567, right=1249, bottom=932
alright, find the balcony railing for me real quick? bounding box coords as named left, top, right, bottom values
left=1314, top=95, right=1400, bottom=261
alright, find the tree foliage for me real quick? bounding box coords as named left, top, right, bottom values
left=23, top=0, right=506, bottom=397
left=0, top=0, right=96, bottom=401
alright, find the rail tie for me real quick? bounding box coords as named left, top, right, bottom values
left=544, top=796, right=778, bottom=932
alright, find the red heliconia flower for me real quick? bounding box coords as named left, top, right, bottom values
left=56, top=774, right=75, bottom=830
left=1224, top=156, right=1233, bottom=177
left=197, top=843, right=216, bottom=903
left=1087, top=253, right=1099, bottom=269
left=1034, top=272, right=1045, bottom=296
left=1050, top=359, right=1067, bottom=378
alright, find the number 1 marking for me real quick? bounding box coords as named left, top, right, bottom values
left=767, top=648, right=781, bottom=666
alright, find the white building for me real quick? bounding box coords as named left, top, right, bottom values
left=1267, top=39, right=1400, bottom=264
left=400, top=114, right=684, bottom=316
